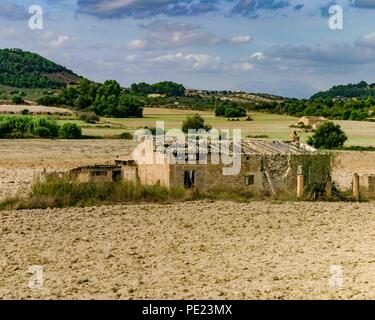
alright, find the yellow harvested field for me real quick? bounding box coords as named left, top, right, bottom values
left=0, top=104, right=73, bottom=114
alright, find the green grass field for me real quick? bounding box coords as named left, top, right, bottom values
left=78, top=108, right=375, bottom=147
left=1, top=106, right=375, bottom=146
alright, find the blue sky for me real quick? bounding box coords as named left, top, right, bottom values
left=2, top=0, right=375, bottom=98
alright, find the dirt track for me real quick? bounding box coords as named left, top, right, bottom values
left=2, top=200, right=375, bottom=300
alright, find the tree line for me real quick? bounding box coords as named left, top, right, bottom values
left=38, top=79, right=144, bottom=118
left=253, top=97, right=375, bottom=121
left=130, top=81, right=185, bottom=96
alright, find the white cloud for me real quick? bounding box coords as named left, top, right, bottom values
left=250, top=52, right=265, bottom=60
left=358, top=32, right=375, bottom=48
left=49, top=35, right=72, bottom=48
left=128, top=20, right=223, bottom=50
left=148, top=52, right=223, bottom=72
left=233, top=62, right=254, bottom=71
left=128, top=39, right=147, bottom=49
left=230, top=35, right=252, bottom=44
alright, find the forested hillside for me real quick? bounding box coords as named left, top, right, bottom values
left=0, top=48, right=81, bottom=88
left=311, top=81, right=375, bottom=99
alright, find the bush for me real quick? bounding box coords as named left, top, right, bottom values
left=34, top=126, right=51, bottom=138
left=12, top=95, right=24, bottom=105
left=33, top=117, right=59, bottom=137
left=182, top=114, right=212, bottom=133
left=20, top=109, right=30, bottom=115
left=307, top=122, right=348, bottom=149
left=224, top=107, right=246, bottom=118
left=79, top=112, right=99, bottom=123
left=215, top=101, right=246, bottom=118
left=118, top=132, right=133, bottom=139
left=38, top=95, right=61, bottom=106
left=0, top=120, right=12, bottom=138
left=59, top=123, right=82, bottom=139
left=0, top=115, right=60, bottom=139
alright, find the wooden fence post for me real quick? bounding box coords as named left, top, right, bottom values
left=297, top=165, right=304, bottom=199
left=352, top=173, right=360, bottom=201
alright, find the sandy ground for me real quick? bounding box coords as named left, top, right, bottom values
left=0, top=139, right=135, bottom=199
left=2, top=140, right=375, bottom=299
left=2, top=200, right=375, bottom=300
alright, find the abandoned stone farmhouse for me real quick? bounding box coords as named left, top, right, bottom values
left=68, top=139, right=331, bottom=196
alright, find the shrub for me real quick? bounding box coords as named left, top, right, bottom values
left=12, top=95, right=24, bottom=105
left=182, top=114, right=212, bottom=133
left=20, top=109, right=30, bottom=115
left=0, top=115, right=60, bottom=139
left=34, top=126, right=51, bottom=138
left=79, top=112, right=99, bottom=123
left=38, top=95, right=61, bottom=106
left=59, top=123, right=82, bottom=139
left=118, top=132, right=133, bottom=139
left=0, top=120, right=12, bottom=138
left=215, top=101, right=246, bottom=118
left=224, top=107, right=246, bottom=118
left=307, top=122, right=348, bottom=149
left=33, top=117, right=59, bottom=137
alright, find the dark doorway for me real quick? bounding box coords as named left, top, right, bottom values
left=184, top=170, right=195, bottom=188
left=112, top=170, right=121, bottom=182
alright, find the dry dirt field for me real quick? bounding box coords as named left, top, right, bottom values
left=2, top=140, right=375, bottom=299
left=0, top=139, right=135, bottom=199
left=2, top=201, right=375, bottom=300
left=0, top=104, right=73, bottom=115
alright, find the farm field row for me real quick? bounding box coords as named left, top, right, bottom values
left=1, top=105, right=375, bottom=146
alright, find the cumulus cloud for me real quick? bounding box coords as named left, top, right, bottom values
left=230, top=35, right=252, bottom=44
left=127, top=20, right=223, bottom=49
left=0, top=27, right=76, bottom=50
left=357, top=32, right=375, bottom=47
left=128, top=39, right=147, bottom=49
left=77, top=0, right=220, bottom=18
left=149, top=52, right=223, bottom=72
left=233, top=62, right=254, bottom=71
left=251, top=52, right=265, bottom=60
left=49, top=35, right=74, bottom=48
left=75, top=0, right=307, bottom=19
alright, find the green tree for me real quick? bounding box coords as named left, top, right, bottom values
left=182, top=115, right=212, bottom=133
left=12, top=95, right=24, bottom=104
left=307, top=122, right=348, bottom=149
left=117, top=95, right=144, bottom=118
left=59, top=123, right=82, bottom=139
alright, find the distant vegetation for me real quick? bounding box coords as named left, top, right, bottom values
left=0, top=115, right=81, bottom=139
left=311, top=81, right=375, bottom=99
left=131, top=81, right=185, bottom=96
left=254, top=97, right=375, bottom=121
left=38, top=79, right=144, bottom=118
left=0, top=49, right=80, bottom=88
left=215, top=101, right=247, bottom=118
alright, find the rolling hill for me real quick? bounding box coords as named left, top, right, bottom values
left=0, top=48, right=81, bottom=89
